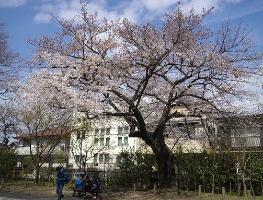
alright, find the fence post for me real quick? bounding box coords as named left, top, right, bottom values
left=247, top=190, right=251, bottom=199
left=198, top=185, right=202, bottom=197
left=154, top=182, right=157, bottom=193
left=238, top=182, right=241, bottom=196
left=222, top=187, right=225, bottom=199
left=133, top=183, right=136, bottom=192
left=48, top=175, right=51, bottom=188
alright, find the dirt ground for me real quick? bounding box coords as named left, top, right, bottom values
left=0, top=182, right=262, bottom=200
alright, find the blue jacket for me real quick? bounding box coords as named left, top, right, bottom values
left=75, top=177, right=84, bottom=190
left=56, top=169, right=67, bottom=184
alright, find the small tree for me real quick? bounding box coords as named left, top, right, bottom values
left=0, top=21, right=18, bottom=98
left=0, top=104, right=17, bottom=148
left=17, top=105, right=71, bottom=183
left=0, top=147, right=16, bottom=187
left=70, top=118, right=93, bottom=172
left=249, top=153, right=263, bottom=196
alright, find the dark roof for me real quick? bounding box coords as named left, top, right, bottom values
left=16, top=127, right=72, bottom=139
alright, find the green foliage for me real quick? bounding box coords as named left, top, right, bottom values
left=22, top=156, right=33, bottom=169
left=108, top=150, right=263, bottom=194
left=112, top=151, right=156, bottom=186
left=174, top=150, right=237, bottom=192
left=247, top=153, right=263, bottom=180
left=0, top=147, right=16, bottom=178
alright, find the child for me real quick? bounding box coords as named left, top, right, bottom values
left=89, top=176, right=100, bottom=199
left=73, top=174, right=84, bottom=197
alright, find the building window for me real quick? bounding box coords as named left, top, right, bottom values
left=118, top=137, right=122, bottom=146
left=124, top=137, right=128, bottom=146
left=106, top=137, right=110, bottom=146
left=94, top=138, right=99, bottom=147
left=23, top=140, right=30, bottom=147
left=104, top=154, right=110, bottom=163
left=76, top=131, right=81, bottom=139
left=81, top=131, right=85, bottom=139
left=95, top=128, right=99, bottom=135
left=77, top=130, right=85, bottom=139
left=75, top=155, right=80, bottom=162
left=123, top=126, right=129, bottom=134
left=99, top=154, right=104, bottom=163
left=116, top=155, right=122, bottom=164
left=106, top=127, right=111, bottom=135
left=100, top=128, right=105, bottom=136
left=17, top=161, right=22, bottom=168
left=118, top=127, right=123, bottom=135
left=93, top=154, right=98, bottom=163
left=100, top=137, right=104, bottom=146
left=60, top=144, right=65, bottom=151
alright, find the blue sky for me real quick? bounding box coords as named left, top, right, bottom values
left=1, top=0, right=263, bottom=60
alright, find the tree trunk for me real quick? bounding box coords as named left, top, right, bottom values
left=48, top=175, right=51, bottom=187
left=151, top=142, right=175, bottom=186
left=202, top=173, right=205, bottom=193
left=187, top=176, right=189, bottom=194
left=211, top=174, right=215, bottom=195
left=238, top=181, right=241, bottom=196
left=0, top=178, right=4, bottom=188
left=229, top=180, right=231, bottom=194
left=35, top=166, right=40, bottom=184
left=242, top=172, right=247, bottom=197
left=249, top=178, right=255, bottom=196
left=25, top=175, right=28, bottom=188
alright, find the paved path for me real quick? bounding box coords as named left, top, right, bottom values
left=0, top=193, right=97, bottom=200
left=0, top=191, right=104, bottom=200
left=0, top=193, right=58, bottom=200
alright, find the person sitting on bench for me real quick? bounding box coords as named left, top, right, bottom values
left=87, top=176, right=100, bottom=199
left=72, top=174, right=84, bottom=197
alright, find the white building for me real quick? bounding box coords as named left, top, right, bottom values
left=68, top=108, right=211, bottom=171
left=15, top=128, right=71, bottom=169
left=68, top=115, right=142, bottom=171
left=15, top=107, right=212, bottom=172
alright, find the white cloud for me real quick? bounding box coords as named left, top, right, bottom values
left=141, top=0, right=178, bottom=11
left=0, top=0, right=27, bottom=8
left=34, top=12, right=52, bottom=23
left=33, top=0, right=244, bottom=24
left=34, top=0, right=120, bottom=23
left=181, top=0, right=219, bottom=13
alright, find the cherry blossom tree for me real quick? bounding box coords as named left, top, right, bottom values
left=0, top=21, right=18, bottom=97
left=16, top=104, right=71, bottom=183
left=0, top=103, right=17, bottom=148
left=28, top=5, right=262, bottom=185
left=15, top=85, right=72, bottom=183
left=0, top=21, right=20, bottom=149
left=0, top=21, right=17, bottom=66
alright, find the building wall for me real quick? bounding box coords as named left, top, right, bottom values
left=231, top=127, right=262, bottom=148
left=16, top=137, right=69, bottom=168
left=68, top=115, right=142, bottom=170
left=69, top=108, right=213, bottom=171
left=218, top=115, right=263, bottom=150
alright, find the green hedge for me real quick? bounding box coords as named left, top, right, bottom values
left=111, top=150, right=263, bottom=195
